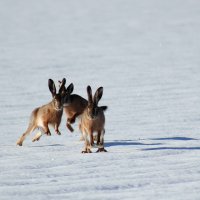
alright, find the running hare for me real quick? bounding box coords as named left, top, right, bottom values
left=80, top=86, right=107, bottom=153
left=16, top=78, right=66, bottom=146
left=58, top=80, right=87, bottom=133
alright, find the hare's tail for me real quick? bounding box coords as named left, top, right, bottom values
left=100, top=106, right=108, bottom=111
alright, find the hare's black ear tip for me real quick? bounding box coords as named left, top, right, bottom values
left=98, top=87, right=103, bottom=93
left=62, top=78, right=66, bottom=84
left=87, top=85, right=91, bottom=90
left=48, top=79, right=53, bottom=84
left=70, top=83, right=74, bottom=90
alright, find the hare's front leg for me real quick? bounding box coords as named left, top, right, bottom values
left=66, top=113, right=79, bottom=132
left=55, top=123, right=61, bottom=135
left=66, top=118, right=74, bottom=132
left=89, top=131, right=94, bottom=147
left=42, top=122, right=51, bottom=136
left=96, top=131, right=101, bottom=145
left=81, top=130, right=92, bottom=153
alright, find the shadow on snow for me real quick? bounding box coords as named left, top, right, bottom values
left=150, top=137, right=198, bottom=141
left=31, top=144, right=65, bottom=148
left=142, top=147, right=200, bottom=151
left=105, top=140, right=162, bottom=147
left=142, top=137, right=200, bottom=151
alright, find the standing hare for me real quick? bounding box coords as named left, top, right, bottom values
left=80, top=86, right=107, bottom=153
left=58, top=80, right=87, bottom=133
left=16, top=78, right=66, bottom=146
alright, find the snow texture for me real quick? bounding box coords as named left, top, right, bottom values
left=1, top=0, right=200, bottom=199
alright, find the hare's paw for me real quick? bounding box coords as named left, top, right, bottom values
left=96, top=148, right=107, bottom=153
left=32, top=132, right=42, bottom=142
left=16, top=139, right=23, bottom=146
left=56, top=130, right=61, bottom=135
left=45, top=131, right=51, bottom=136
left=82, top=148, right=92, bottom=153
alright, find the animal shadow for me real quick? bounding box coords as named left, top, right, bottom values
left=31, top=144, right=65, bottom=148
left=151, top=137, right=198, bottom=141
left=142, top=137, right=200, bottom=151
left=105, top=140, right=162, bottom=148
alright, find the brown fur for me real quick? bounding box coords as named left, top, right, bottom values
left=16, top=78, right=66, bottom=146
left=64, top=95, right=87, bottom=132
left=80, top=86, right=107, bottom=153
left=58, top=81, right=88, bottom=132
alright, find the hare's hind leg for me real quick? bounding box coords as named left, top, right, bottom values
left=32, top=121, right=51, bottom=142
left=32, top=121, right=52, bottom=142
left=32, top=128, right=43, bottom=142
left=79, top=123, right=84, bottom=141
left=16, top=124, right=36, bottom=146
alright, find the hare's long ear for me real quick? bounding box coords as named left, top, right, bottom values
left=87, top=85, right=93, bottom=105
left=59, top=78, right=66, bottom=94
left=48, top=79, right=56, bottom=96
left=94, top=87, right=103, bottom=106
left=58, top=80, right=63, bottom=88
left=66, top=83, right=74, bottom=94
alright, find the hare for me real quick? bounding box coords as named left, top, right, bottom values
left=58, top=80, right=87, bottom=133
left=80, top=86, right=107, bottom=153
left=16, top=78, right=66, bottom=146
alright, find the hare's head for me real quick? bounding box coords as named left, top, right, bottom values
left=58, top=80, right=74, bottom=106
left=49, top=78, right=66, bottom=110
left=87, top=86, right=103, bottom=119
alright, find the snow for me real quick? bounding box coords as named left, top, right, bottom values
left=1, top=0, right=200, bottom=199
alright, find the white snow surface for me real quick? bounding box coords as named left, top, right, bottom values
left=1, top=0, right=200, bottom=199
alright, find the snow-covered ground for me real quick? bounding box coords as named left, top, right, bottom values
left=1, top=0, right=200, bottom=199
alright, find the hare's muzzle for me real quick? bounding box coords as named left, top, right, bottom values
left=87, top=107, right=98, bottom=120
left=53, top=95, right=63, bottom=110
